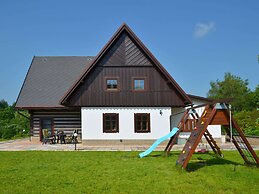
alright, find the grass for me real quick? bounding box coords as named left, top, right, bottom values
left=0, top=151, right=258, bottom=194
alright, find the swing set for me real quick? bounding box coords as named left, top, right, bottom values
left=164, top=102, right=259, bottom=169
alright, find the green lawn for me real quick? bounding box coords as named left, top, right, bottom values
left=0, top=151, right=258, bottom=194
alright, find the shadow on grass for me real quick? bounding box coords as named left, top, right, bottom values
left=186, top=154, right=241, bottom=172
left=135, top=151, right=257, bottom=172
left=139, top=151, right=180, bottom=158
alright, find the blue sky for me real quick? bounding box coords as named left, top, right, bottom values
left=0, top=0, right=259, bottom=104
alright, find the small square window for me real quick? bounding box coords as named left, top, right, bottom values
left=106, top=79, right=118, bottom=90
left=134, top=79, right=145, bottom=90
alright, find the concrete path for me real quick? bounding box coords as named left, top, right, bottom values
left=0, top=138, right=259, bottom=151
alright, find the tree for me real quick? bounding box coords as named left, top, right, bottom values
left=234, top=110, right=259, bottom=135
left=207, top=73, right=258, bottom=135
left=0, top=99, right=8, bottom=109
left=0, top=100, right=29, bottom=139
left=207, top=72, right=253, bottom=111
left=254, top=85, right=259, bottom=110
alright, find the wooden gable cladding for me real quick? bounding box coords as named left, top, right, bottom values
left=61, top=23, right=191, bottom=107
left=99, top=31, right=152, bottom=67
left=65, top=66, right=187, bottom=107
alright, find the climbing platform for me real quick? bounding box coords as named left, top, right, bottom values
left=165, top=108, right=200, bottom=155
left=165, top=103, right=259, bottom=169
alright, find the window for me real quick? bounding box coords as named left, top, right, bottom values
left=133, top=79, right=145, bottom=91
left=106, top=79, right=118, bottom=90
left=134, top=113, right=150, bottom=133
left=103, top=113, right=119, bottom=133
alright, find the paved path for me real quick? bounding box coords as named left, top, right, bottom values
left=0, top=138, right=259, bottom=151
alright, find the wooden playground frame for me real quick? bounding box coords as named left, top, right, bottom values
left=165, top=102, right=259, bottom=169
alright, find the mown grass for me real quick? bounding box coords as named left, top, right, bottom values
left=0, top=151, right=258, bottom=194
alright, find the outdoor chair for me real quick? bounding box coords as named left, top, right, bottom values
left=64, top=135, right=73, bottom=144
left=56, top=130, right=66, bottom=144
left=64, top=130, right=78, bottom=144
left=42, top=129, right=54, bottom=144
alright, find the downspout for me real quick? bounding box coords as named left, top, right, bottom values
left=229, top=104, right=233, bottom=142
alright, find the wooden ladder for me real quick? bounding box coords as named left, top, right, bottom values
left=203, top=129, right=222, bottom=157
left=176, top=106, right=220, bottom=168
left=164, top=110, right=188, bottom=155
left=224, top=115, right=259, bottom=166
left=165, top=108, right=199, bottom=155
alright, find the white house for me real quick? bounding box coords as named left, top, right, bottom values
left=16, top=23, right=222, bottom=145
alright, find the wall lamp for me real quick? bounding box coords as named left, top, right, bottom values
left=160, top=110, right=163, bottom=115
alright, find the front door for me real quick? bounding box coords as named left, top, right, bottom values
left=40, top=118, right=53, bottom=141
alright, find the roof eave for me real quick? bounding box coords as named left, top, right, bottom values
left=60, top=24, right=127, bottom=105
left=15, top=56, right=36, bottom=109
left=124, top=24, right=192, bottom=105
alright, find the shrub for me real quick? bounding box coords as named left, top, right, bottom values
left=0, top=103, right=29, bottom=139
left=234, top=110, right=259, bottom=136
left=1, top=124, right=17, bottom=139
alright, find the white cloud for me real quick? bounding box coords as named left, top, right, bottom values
left=194, top=22, right=215, bottom=38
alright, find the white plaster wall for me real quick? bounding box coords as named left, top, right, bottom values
left=81, top=107, right=171, bottom=140
left=171, top=107, right=184, bottom=128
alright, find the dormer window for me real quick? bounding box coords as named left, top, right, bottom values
left=106, top=78, right=118, bottom=91
left=133, top=78, right=145, bottom=91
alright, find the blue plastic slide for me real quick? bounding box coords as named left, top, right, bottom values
left=139, top=127, right=179, bottom=158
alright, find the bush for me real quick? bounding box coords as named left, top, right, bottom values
left=0, top=101, right=29, bottom=140
left=234, top=110, right=259, bottom=136
left=1, top=125, right=17, bottom=139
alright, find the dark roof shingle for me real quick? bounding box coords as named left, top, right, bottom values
left=16, top=56, right=94, bottom=108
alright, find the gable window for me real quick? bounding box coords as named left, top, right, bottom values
left=133, top=79, right=145, bottom=91
left=106, top=78, right=118, bottom=90
left=134, top=113, right=150, bottom=133
left=103, top=113, right=119, bottom=133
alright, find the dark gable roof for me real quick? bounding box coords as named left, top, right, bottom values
left=188, top=94, right=213, bottom=102
left=16, top=23, right=192, bottom=109
left=16, top=56, right=94, bottom=109
left=60, top=23, right=192, bottom=105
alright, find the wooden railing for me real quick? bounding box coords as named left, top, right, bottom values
left=179, top=119, right=197, bottom=132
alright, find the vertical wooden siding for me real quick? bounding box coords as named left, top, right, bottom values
left=99, top=31, right=152, bottom=66
left=31, top=110, right=81, bottom=138
left=65, top=32, right=186, bottom=107
left=67, top=66, right=185, bottom=107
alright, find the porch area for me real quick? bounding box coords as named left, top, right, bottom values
left=1, top=137, right=259, bottom=151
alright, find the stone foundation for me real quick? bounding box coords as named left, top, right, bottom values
left=82, top=138, right=223, bottom=147
left=30, top=136, right=40, bottom=142
left=82, top=139, right=170, bottom=147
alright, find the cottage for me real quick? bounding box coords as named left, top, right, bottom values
left=16, top=23, right=221, bottom=144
